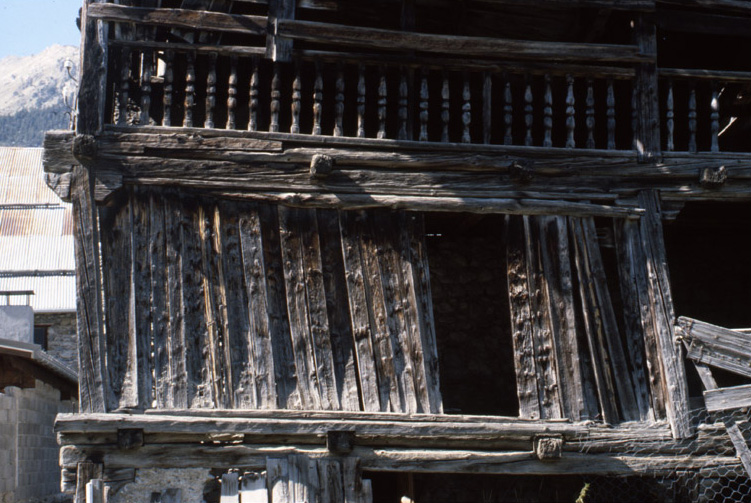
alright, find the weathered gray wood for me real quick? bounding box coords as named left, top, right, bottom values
left=613, top=219, right=655, bottom=421
left=150, top=193, right=170, bottom=409
left=237, top=203, right=277, bottom=409
left=87, top=3, right=266, bottom=35
left=78, top=1, right=109, bottom=135
left=277, top=19, right=649, bottom=63
left=637, top=190, right=691, bottom=438
left=569, top=217, right=619, bottom=424
left=131, top=188, right=154, bottom=410
left=240, top=471, right=268, bottom=503
left=318, top=459, right=343, bottom=503
left=705, top=385, right=751, bottom=412
left=536, top=216, right=589, bottom=421
left=267, top=458, right=290, bottom=503
left=220, top=472, right=239, bottom=503
left=317, top=210, right=360, bottom=411
left=165, top=195, right=189, bottom=408
left=75, top=462, right=103, bottom=503
left=85, top=479, right=103, bottom=503
left=400, top=213, right=442, bottom=414
left=278, top=206, right=323, bottom=409
left=339, top=211, right=381, bottom=412
left=633, top=14, right=660, bottom=161
left=506, top=215, right=541, bottom=420
left=678, top=317, right=751, bottom=378
left=72, top=166, right=108, bottom=413
left=288, top=454, right=315, bottom=503
left=267, top=0, right=296, bottom=61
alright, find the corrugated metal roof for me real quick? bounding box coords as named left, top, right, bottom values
left=0, top=275, right=75, bottom=312
left=0, top=147, right=75, bottom=312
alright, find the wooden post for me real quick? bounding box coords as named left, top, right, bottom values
left=633, top=14, right=661, bottom=161
left=75, top=462, right=103, bottom=503
left=267, top=0, right=296, bottom=62
left=77, top=0, right=109, bottom=134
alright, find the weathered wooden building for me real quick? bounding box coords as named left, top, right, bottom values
left=45, top=0, right=751, bottom=501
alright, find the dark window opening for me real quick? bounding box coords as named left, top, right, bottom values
left=425, top=213, right=519, bottom=416
left=34, top=325, right=49, bottom=350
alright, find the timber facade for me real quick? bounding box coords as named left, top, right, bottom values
left=45, top=0, right=751, bottom=501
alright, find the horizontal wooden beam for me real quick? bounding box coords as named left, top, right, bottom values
left=276, top=19, right=650, bottom=63
left=659, top=67, right=751, bottom=83
left=659, top=9, right=751, bottom=38
left=86, top=4, right=267, bottom=36
left=58, top=442, right=739, bottom=476
left=704, top=384, right=751, bottom=412
left=475, top=0, right=654, bottom=10
left=109, top=39, right=266, bottom=58
left=659, top=0, right=751, bottom=16
left=677, top=317, right=751, bottom=378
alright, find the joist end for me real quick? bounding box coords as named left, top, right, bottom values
left=73, top=134, right=98, bottom=163
left=327, top=430, right=355, bottom=454
left=533, top=434, right=563, bottom=461
left=700, top=166, right=727, bottom=188
left=311, top=154, right=335, bottom=178
left=508, top=160, right=533, bottom=184
left=117, top=428, right=144, bottom=450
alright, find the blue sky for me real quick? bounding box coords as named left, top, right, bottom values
left=0, top=0, right=82, bottom=59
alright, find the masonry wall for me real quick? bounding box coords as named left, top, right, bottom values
left=0, top=380, right=77, bottom=503
left=36, top=312, right=77, bottom=372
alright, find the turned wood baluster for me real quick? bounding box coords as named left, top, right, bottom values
left=398, top=68, right=409, bottom=140
left=711, top=82, right=720, bottom=153
left=226, top=55, right=237, bottom=130
left=665, top=79, right=674, bottom=152
left=441, top=72, right=450, bottom=143
left=606, top=79, right=615, bottom=150
left=249, top=57, right=259, bottom=132
left=524, top=76, right=533, bottom=146
left=586, top=78, right=595, bottom=149
left=205, top=52, right=217, bottom=128
left=162, top=50, right=173, bottom=127
left=419, top=69, right=429, bottom=142
left=313, top=62, right=323, bottom=136
left=334, top=64, right=345, bottom=137
left=357, top=64, right=366, bottom=138
left=183, top=52, right=196, bottom=128
left=688, top=82, right=697, bottom=153
left=140, top=51, right=153, bottom=125
left=483, top=73, right=492, bottom=144
left=291, top=63, right=301, bottom=134
left=118, top=47, right=130, bottom=125
left=270, top=63, right=280, bottom=133
left=378, top=67, right=388, bottom=139
left=566, top=74, right=575, bottom=149
left=504, top=77, right=513, bottom=145
left=462, top=73, right=471, bottom=143
left=543, top=74, right=553, bottom=148
left=631, top=84, right=638, bottom=151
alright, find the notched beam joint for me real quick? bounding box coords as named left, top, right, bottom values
left=327, top=430, right=355, bottom=454
left=73, top=134, right=98, bottom=163
left=700, top=166, right=727, bottom=188
left=534, top=434, right=563, bottom=461
left=310, top=153, right=335, bottom=178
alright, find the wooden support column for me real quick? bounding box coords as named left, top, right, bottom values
left=77, top=0, right=109, bottom=135
left=633, top=14, right=661, bottom=161
left=267, top=0, right=296, bottom=62
left=637, top=190, right=691, bottom=438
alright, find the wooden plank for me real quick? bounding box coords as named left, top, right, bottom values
left=165, top=194, right=188, bottom=408
left=339, top=211, right=381, bottom=412
left=279, top=206, right=322, bottom=409
left=259, top=204, right=301, bottom=410
left=317, top=210, right=360, bottom=411
left=613, top=219, right=655, bottom=421
left=277, top=19, right=649, bottom=63
left=288, top=454, right=315, bottom=503
left=87, top=4, right=266, bottom=35
left=267, top=0, right=296, bottom=61
left=358, top=211, right=402, bottom=413
left=705, top=385, right=751, bottom=412
left=267, top=457, right=291, bottom=503
left=131, top=187, right=154, bottom=411
left=569, top=217, right=619, bottom=424
left=402, top=213, right=442, bottom=414
left=318, top=459, right=343, bottom=503
left=72, top=165, right=108, bottom=413
left=299, top=209, right=340, bottom=410
left=524, top=216, right=563, bottom=420
left=150, top=192, right=170, bottom=409
left=506, top=215, right=541, bottom=420
left=99, top=200, right=131, bottom=411
left=75, top=462, right=102, bottom=503
left=373, top=212, right=419, bottom=414
left=237, top=203, right=277, bottom=409
left=180, top=199, right=213, bottom=408
left=77, top=1, right=109, bottom=135
left=633, top=14, right=660, bottom=161
left=690, top=361, right=751, bottom=477
left=85, top=479, right=104, bottom=503
left=240, top=471, right=268, bottom=503
left=536, top=216, right=590, bottom=421
left=637, top=190, right=691, bottom=438
left=678, top=317, right=751, bottom=378
left=220, top=472, right=239, bottom=503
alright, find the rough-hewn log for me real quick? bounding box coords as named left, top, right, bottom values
left=678, top=317, right=751, bottom=378
left=86, top=4, right=266, bottom=35
left=276, top=20, right=649, bottom=63
left=704, top=385, right=751, bottom=412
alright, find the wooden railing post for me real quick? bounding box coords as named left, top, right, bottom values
left=633, top=14, right=661, bottom=162
left=267, top=0, right=296, bottom=62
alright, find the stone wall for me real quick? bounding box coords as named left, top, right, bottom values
left=35, top=312, right=77, bottom=372
left=0, top=380, right=77, bottom=503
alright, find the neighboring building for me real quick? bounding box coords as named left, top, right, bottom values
left=46, top=1, right=751, bottom=502
left=0, top=147, right=77, bottom=369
